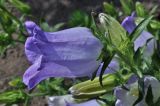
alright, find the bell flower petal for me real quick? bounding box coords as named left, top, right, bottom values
left=66, top=100, right=100, bottom=106
left=121, top=13, right=136, bottom=34
left=114, top=76, right=160, bottom=106
left=48, top=95, right=74, bottom=106
left=47, top=95, right=101, bottom=106
left=23, top=21, right=103, bottom=89
left=121, top=13, right=155, bottom=56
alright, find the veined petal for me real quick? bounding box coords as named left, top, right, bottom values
left=134, top=31, right=154, bottom=53
left=24, top=57, right=101, bottom=89
left=144, top=76, right=160, bottom=103
left=23, top=55, right=43, bottom=87
left=23, top=21, right=103, bottom=89
left=25, top=21, right=42, bottom=37
left=114, top=76, right=160, bottom=106
left=25, top=21, right=102, bottom=63
left=25, top=37, right=41, bottom=64
left=121, top=16, right=136, bottom=34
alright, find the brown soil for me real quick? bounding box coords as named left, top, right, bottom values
left=0, top=44, right=29, bottom=91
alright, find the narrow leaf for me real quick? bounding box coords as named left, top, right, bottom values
left=99, top=54, right=114, bottom=86
left=135, top=2, right=146, bottom=17
left=149, top=5, right=158, bottom=15
left=145, top=85, right=154, bottom=105
left=103, top=2, right=117, bottom=16
left=133, top=78, right=144, bottom=106
left=130, top=16, right=153, bottom=42
left=9, top=0, right=31, bottom=13
left=120, top=0, right=132, bottom=15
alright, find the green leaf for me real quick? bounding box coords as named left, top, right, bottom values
left=118, top=37, right=133, bottom=57
left=0, top=4, right=23, bottom=30
left=99, top=53, right=114, bottom=86
left=114, top=45, right=134, bottom=70
left=38, top=78, right=68, bottom=95
left=99, top=13, right=128, bottom=47
left=103, top=2, right=117, bottom=17
left=0, top=33, right=13, bottom=55
left=151, top=42, right=160, bottom=72
left=0, top=0, right=5, bottom=5
left=149, top=5, right=158, bottom=15
left=135, top=2, right=146, bottom=17
left=150, top=20, right=160, bottom=29
left=9, top=0, right=31, bottom=13
left=130, top=16, right=153, bottom=42
left=68, top=10, right=91, bottom=27
left=0, top=90, right=26, bottom=104
left=0, top=33, right=11, bottom=45
left=40, top=22, right=64, bottom=32
left=120, top=0, right=133, bottom=15
left=133, top=47, right=143, bottom=66
left=50, top=23, right=65, bottom=32
left=9, top=77, right=26, bottom=89
left=0, top=11, right=13, bottom=31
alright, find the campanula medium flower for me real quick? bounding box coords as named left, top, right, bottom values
left=114, top=76, right=160, bottom=106
left=23, top=21, right=103, bottom=89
